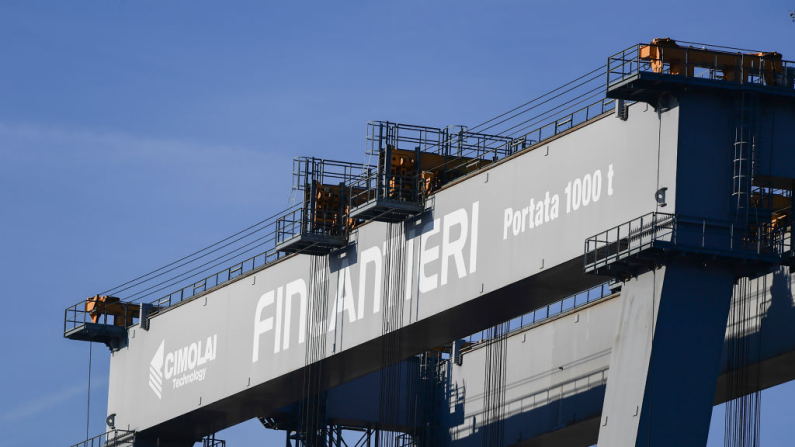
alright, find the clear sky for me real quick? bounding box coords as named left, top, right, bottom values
left=1, top=1, right=795, bottom=446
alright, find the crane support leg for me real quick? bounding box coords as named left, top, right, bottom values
left=597, top=260, right=735, bottom=447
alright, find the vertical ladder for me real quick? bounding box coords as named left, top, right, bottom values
left=732, top=90, right=757, bottom=221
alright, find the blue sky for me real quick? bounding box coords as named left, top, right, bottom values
left=1, top=1, right=795, bottom=446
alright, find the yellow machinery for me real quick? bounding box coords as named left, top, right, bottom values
left=752, top=191, right=792, bottom=231
left=386, top=148, right=492, bottom=200
left=640, top=38, right=783, bottom=86
left=348, top=122, right=514, bottom=223
left=306, top=181, right=373, bottom=235
left=276, top=157, right=375, bottom=254
left=85, top=295, right=139, bottom=327
left=306, top=181, right=345, bottom=235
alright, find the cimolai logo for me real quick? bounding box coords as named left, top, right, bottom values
left=148, top=335, right=218, bottom=400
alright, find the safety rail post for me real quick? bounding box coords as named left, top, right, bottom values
left=376, top=122, right=384, bottom=201
left=414, top=146, right=421, bottom=203
left=383, top=124, right=392, bottom=200
left=741, top=53, right=745, bottom=85
left=688, top=46, right=694, bottom=79
left=70, top=429, right=135, bottom=447
left=307, top=181, right=316, bottom=236
left=337, top=181, right=345, bottom=237
left=456, top=127, right=464, bottom=157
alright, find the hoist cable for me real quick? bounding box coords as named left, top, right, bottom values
left=362, top=63, right=606, bottom=179
left=98, top=206, right=296, bottom=296
left=482, top=321, right=508, bottom=447
left=471, top=68, right=606, bottom=135
left=414, top=84, right=607, bottom=184
left=377, top=222, right=409, bottom=446
left=86, top=342, right=92, bottom=441
left=125, top=236, right=277, bottom=303
left=724, top=277, right=763, bottom=447
left=300, top=255, right=330, bottom=446
left=107, top=218, right=283, bottom=298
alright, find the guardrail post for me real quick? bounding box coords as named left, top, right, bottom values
left=415, top=146, right=421, bottom=203
left=685, top=47, right=689, bottom=79
left=376, top=124, right=384, bottom=199
left=140, top=303, right=153, bottom=331
left=741, top=53, right=745, bottom=85
left=383, top=134, right=392, bottom=200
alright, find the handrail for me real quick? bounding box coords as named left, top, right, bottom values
left=66, top=66, right=622, bottom=329
left=608, top=42, right=795, bottom=90
left=147, top=204, right=304, bottom=312
left=351, top=97, right=618, bottom=214
left=69, top=429, right=135, bottom=447
left=584, top=212, right=791, bottom=273
left=461, top=282, right=613, bottom=350
left=446, top=366, right=609, bottom=437
left=64, top=297, right=140, bottom=335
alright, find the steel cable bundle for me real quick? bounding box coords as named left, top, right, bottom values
left=409, top=351, right=440, bottom=447
left=481, top=321, right=509, bottom=447
left=377, top=222, right=410, bottom=446
left=299, top=255, right=331, bottom=447
left=724, top=276, right=763, bottom=447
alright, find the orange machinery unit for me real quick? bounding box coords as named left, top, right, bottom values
left=349, top=122, right=514, bottom=223
left=640, top=38, right=783, bottom=85
left=385, top=147, right=492, bottom=200
left=85, top=295, right=139, bottom=327
left=751, top=191, right=792, bottom=231
left=277, top=157, right=375, bottom=254
left=306, top=180, right=372, bottom=233
left=306, top=181, right=344, bottom=235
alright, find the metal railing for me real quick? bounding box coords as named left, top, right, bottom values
left=347, top=146, right=424, bottom=211
left=365, top=122, right=517, bottom=160
left=202, top=435, right=226, bottom=447
left=70, top=429, right=135, bottom=447
left=64, top=298, right=139, bottom=335
left=516, top=97, right=616, bottom=147
left=584, top=212, right=791, bottom=273
left=584, top=212, right=675, bottom=272
left=608, top=42, right=795, bottom=90
left=290, top=156, right=373, bottom=201
left=67, top=68, right=625, bottom=327
left=434, top=97, right=618, bottom=177
left=149, top=243, right=285, bottom=311
left=276, top=205, right=348, bottom=244
left=349, top=122, right=518, bottom=207
left=447, top=366, right=609, bottom=439
left=351, top=98, right=619, bottom=211
left=62, top=202, right=303, bottom=329
left=461, top=282, right=613, bottom=349
left=147, top=206, right=301, bottom=311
